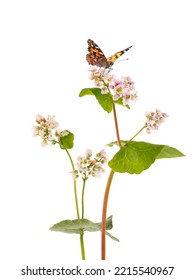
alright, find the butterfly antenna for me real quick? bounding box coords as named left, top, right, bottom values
left=116, top=58, right=129, bottom=62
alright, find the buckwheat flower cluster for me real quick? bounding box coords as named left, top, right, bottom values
left=110, top=76, right=138, bottom=105
left=88, top=66, right=137, bottom=105
left=70, top=149, right=108, bottom=180
left=88, top=66, right=114, bottom=93
left=145, top=109, right=169, bottom=134
left=33, top=114, right=68, bottom=146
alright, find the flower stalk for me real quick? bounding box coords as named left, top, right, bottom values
left=101, top=102, right=122, bottom=260
left=101, top=169, right=115, bottom=260
left=65, top=149, right=87, bottom=259
left=65, top=148, right=80, bottom=220
left=64, top=149, right=86, bottom=259
left=81, top=176, right=87, bottom=219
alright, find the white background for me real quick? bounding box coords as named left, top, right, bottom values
left=0, top=0, right=194, bottom=279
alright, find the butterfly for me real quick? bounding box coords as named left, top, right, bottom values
left=86, top=39, right=132, bottom=68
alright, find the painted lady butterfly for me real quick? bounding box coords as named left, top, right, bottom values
left=86, top=39, right=132, bottom=68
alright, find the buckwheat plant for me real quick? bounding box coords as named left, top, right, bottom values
left=33, top=114, right=117, bottom=260
left=80, top=65, right=184, bottom=260
left=33, top=58, right=184, bottom=261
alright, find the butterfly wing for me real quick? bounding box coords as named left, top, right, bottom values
left=106, top=45, right=132, bottom=66
left=86, top=39, right=133, bottom=68
left=86, top=39, right=109, bottom=68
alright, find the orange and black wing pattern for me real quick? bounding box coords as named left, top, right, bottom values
left=86, top=39, right=109, bottom=68
left=106, top=45, right=132, bottom=66
left=86, top=39, right=132, bottom=68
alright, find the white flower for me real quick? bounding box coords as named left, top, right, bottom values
left=41, top=139, right=48, bottom=147
left=122, top=93, right=131, bottom=106
left=32, top=126, right=39, bottom=136
left=70, top=170, right=79, bottom=180
left=60, top=130, right=69, bottom=137
left=85, top=149, right=92, bottom=158
left=112, top=93, right=120, bottom=101
left=145, top=109, right=169, bottom=133
left=33, top=114, right=67, bottom=146
left=47, top=115, right=59, bottom=129
left=71, top=149, right=109, bottom=180
left=35, top=114, right=44, bottom=123
left=101, top=86, right=109, bottom=94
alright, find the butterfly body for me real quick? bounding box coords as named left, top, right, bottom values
left=86, top=39, right=132, bottom=68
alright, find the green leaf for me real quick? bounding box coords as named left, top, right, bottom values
left=79, top=88, right=113, bottom=113
left=79, top=88, right=101, bottom=97
left=108, top=141, right=185, bottom=174
left=59, top=131, right=74, bottom=149
left=156, top=145, right=185, bottom=159
left=50, top=215, right=119, bottom=242
left=105, top=231, right=119, bottom=242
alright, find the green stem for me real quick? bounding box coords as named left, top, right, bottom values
left=65, top=148, right=86, bottom=259
left=80, top=230, right=86, bottom=260
left=65, top=148, right=80, bottom=219
left=74, top=181, right=80, bottom=220
left=81, top=177, right=87, bottom=219
left=113, top=103, right=122, bottom=148
left=80, top=176, right=87, bottom=260
left=129, top=125, right=146, bottom=142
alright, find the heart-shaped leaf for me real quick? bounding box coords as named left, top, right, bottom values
left=109, top=141, right=185, bottom=174
left=50, top=215, right=119, bottom=242
left=79, top=88, right=113, bottom=113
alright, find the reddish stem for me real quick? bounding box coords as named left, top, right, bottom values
left=113, top=104, right=122, bottom=147
left=101, top=170, right=115, bottom=259
left=101, top=104, right=121, bottom=260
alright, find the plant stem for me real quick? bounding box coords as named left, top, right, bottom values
left=65, top=148, right=86, bottom=259
left=101, top=169, right=115, bottom=260
left=74, top=181, right=80, bottom=220
left=81, top=177, right=87, bottom=219
left=101, top=103, right=121, bottom=260
left=65, top=148, right=80, bottom=219
left=113, top=103, right=122, bottom=148
left=80, top=230, right=86, bottom=260
left=129, top=125, right=146, bottom=142
left=80, top=176, right=87, bottom=260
